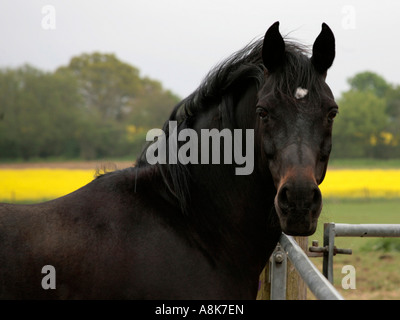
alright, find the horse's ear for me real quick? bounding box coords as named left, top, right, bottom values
left=311, top=23, right=335, bottom=75
left=262, top=21, right=285, bottom=73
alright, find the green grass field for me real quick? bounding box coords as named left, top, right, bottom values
left=308, top=198, right=400, bottom=300
left=316, top=199, right=400, bottom=247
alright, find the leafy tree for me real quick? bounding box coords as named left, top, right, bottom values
left=57, top=52, right=179, bottom=128
left=56, top=53, right=143, bottom=123
left=332, top=90, right=387, bottom=158
left=127, top=76, right=180, bottom=129
left=0, top=65, right=82, bottom=160
left=339, top=71, right=400, bottom=158
left=386, top=85, right=400, bottom=120
left=348, top=71, right=391, bottom=98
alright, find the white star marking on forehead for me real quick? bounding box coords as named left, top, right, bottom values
left=295, top=87, right=308, bottom=99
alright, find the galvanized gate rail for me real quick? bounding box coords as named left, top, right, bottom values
left=322, top=223, right=400, bottom=284
left=269, top=234, right=344, bottom=300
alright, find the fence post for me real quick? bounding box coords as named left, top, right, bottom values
left=257, top=236, right=308, bottom=300
left=323, top=223, right=336, bottom=283
left=257, top=264, right=271, bottom=300
left=286, top=236, right=308, bottom=300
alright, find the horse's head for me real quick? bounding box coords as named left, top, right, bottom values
left=257, top=22, right=337, bottom=236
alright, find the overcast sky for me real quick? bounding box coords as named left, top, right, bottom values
left=1, top=0, right=399, bottom=100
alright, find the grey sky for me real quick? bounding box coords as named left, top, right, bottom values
left=1, top=0, right=399, bottom=99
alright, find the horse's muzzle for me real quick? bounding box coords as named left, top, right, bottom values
left=274, top=181, right=322, bottom=236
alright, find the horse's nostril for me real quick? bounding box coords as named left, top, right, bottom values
left=311, top=186, right=322, bottom=209
left=278, top=185, right=290, bottom=209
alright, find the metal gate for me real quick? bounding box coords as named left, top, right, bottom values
left=268, top=223, right=400, bottom=300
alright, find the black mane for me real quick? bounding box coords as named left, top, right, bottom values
left=175, top=39, right=265, bottom=122
left=137, top=37, right=320, bottom=214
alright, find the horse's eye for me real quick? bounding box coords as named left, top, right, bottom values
left=327, top=109, right=338, bottom=123
left=256, top=107, right=269, bottom=120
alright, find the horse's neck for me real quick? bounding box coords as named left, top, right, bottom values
left=182, top=88, right=280, bottom=270
left=189, top=164, right=280, bottom=271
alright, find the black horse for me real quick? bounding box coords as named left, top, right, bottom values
left=0, top=22, right=337, bottom=299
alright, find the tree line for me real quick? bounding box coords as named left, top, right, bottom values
left=0, top=53, right=399, bottom=161
left=332, top=71, right=400, bottom=159
left=0, top=53, right=180, bottom=160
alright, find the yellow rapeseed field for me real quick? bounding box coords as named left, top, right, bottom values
left=0, top=168, right=400, bottom=202
left=0, top=169, right=95, bottom=202
left=320, top=169, right=400, bottom=199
